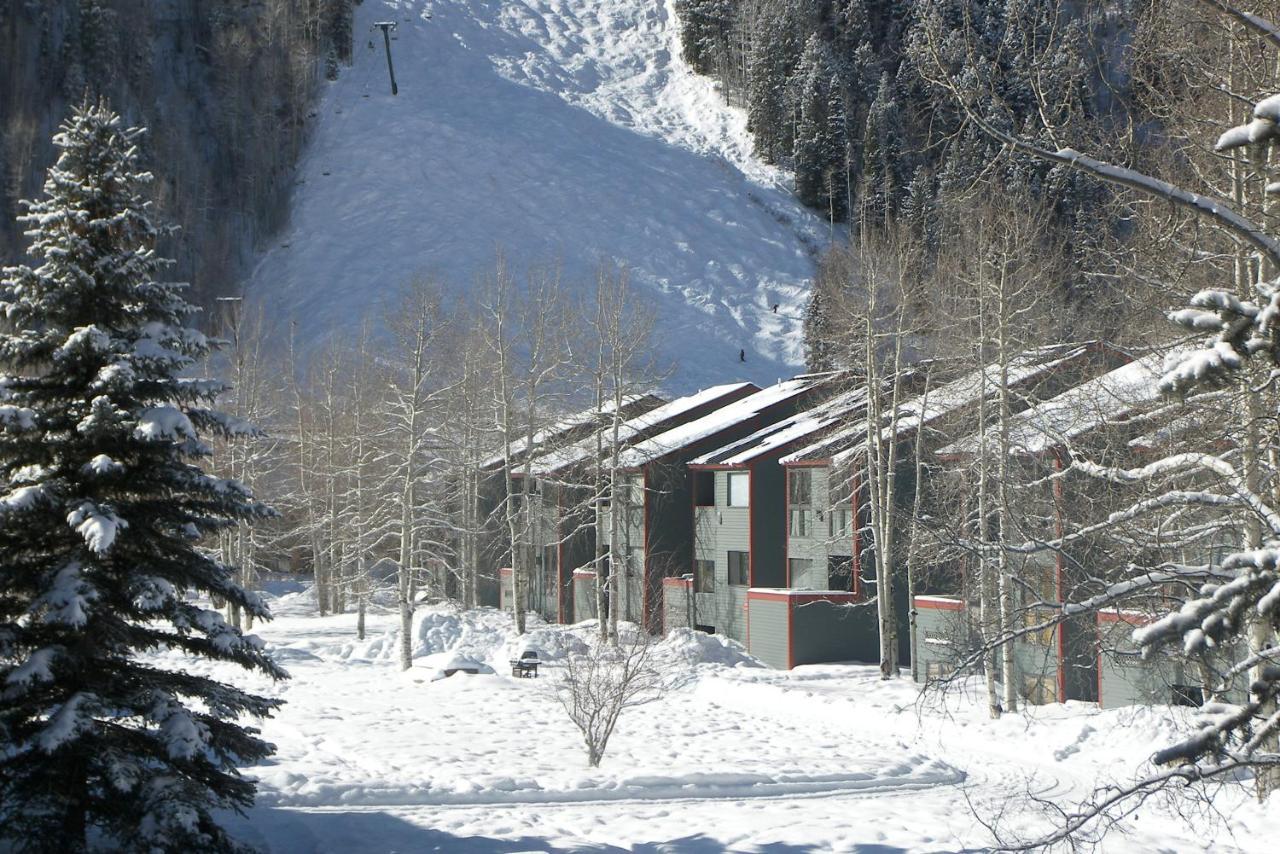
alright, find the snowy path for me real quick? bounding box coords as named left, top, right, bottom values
left=246, top=0, right=828, bottom=392
left=182, top=595, right=1278, bottom=852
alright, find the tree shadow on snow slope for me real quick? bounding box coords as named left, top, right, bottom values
left=227, top=806, right=909, bottom=853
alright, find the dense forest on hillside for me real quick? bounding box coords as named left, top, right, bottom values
left=672, top=1, right=1280, bottom=373
left=672, top=0, right=1154, bottom=356
left=0, top=0, right=354, bottom=307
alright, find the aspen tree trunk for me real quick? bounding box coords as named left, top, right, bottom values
left=995, top=262, right=1019, bottom=714
left=905, top=373, right=932, bottom=684
left=289, top=330, right=329, bottom=615
left=975, top=298, right=1001, bottom=718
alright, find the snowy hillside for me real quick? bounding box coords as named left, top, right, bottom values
left=245, top=0, right=829, bottom=391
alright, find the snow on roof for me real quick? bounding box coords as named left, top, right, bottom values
left=782, top=343, right=1095, bottom=466
left=935, top=351, right=1169, bottom=459
left=691, top=384, right=871, bottom=466
left=532, top=383, right=757, bottom=475
left=482, top=393, right=656, bottom=469
left=618, top=376, right=831, bottom=468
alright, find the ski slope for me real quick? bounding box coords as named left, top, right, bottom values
left=245, top=0, right=829, bottom=392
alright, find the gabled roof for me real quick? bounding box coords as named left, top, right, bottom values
left=690, top=383, right=871, bottom=467
left=935, top=350, right=1171, bottom=459
left=531, top=382, right=758, bottom=476
left=781, top=342, right=1100, bottom=466
left=482, top=393, right=662, bottom=470
left=618, top=374, right=836, bottom=468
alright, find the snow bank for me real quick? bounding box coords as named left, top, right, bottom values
left=655, top=627, right=763, bottom=668
left=254, top=754, right=961, bottom=809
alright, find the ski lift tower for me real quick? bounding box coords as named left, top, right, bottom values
left=372, top=21, right=399, bottom=95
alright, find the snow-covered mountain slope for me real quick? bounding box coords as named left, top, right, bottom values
left=245, top=0, right=829, bottom=391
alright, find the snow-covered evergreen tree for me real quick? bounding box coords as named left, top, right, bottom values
left=0, top=99, right=284, bottom=851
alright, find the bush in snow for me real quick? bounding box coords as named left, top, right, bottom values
left=555, top=628, right=669, bottom=768
left=0, top=99, right=284, bottom=851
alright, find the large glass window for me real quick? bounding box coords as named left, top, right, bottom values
left=694, top=471, right=715, bottom=506
left=788, top=557, right=813, bottom=586
left=828, top=555, right=853, bottom=591
left=727, top=472, right=750, bottom=507
left=829, top=507, right=853, bottom=539
left=790, top=508, right=812, bottom=537
left=727, top=550, right=749, bottom=586
left=788, top=469, right=812, bottom=506
left=694, top=558, right=715, bottom=593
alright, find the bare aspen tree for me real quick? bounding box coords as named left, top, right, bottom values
left=284, top=325, right=330, bottom=615
left=209, top=302, right=284, bottom=630
left=480, top=258, right=572, bottom=635
left=382, top=281, right=447, bottom=670
left=580, top=262, right=658, bottom=643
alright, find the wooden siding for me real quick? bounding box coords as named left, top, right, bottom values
left=714, top=471, right=751, bottom=551
left=663, top=579, right=694, bottom=631
left=786, top=465, right=854, bottom=589
left=791, top=599, right=877, bottom=666
left=747, top=597, right=789, bottom=668
left=573, top=572, right=598, bottom=623
left=913, top=598, right=973, bottom=681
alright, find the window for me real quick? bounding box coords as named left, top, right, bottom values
left=1022, top=610, right=1056, bottom=646
left=694, top=471, right=715, bottom=506
left=727, top=550, right=749, bottom=586
left=788, top=469, right=812, bottom=506
left=694, top=559, right=715, bottom=593
left=828, top=556, right=853, bottom=591
left=727, top=472, right=749, bottom=507
left=789, top=507, right=812, bottom=537
left=829, top=507, right=853, bottom=539
left=788, top=558, right=813, bottom=586
left=1022, top=674, right=1058, bottom=706
left=925, top=661, right=954, bottom=682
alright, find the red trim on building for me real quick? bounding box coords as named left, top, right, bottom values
left=913, top=595, right=965, bottom=612
left=642, top=467, right=652, bottom=632
left=746, top=589, right=792, bottom=602
left=1096, top=609, right=1155, bottom=625
left=783, top=464, right=791, bottom=587
left=745, top=466, right=755, bottom=588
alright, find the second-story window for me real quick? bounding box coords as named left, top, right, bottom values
left=829, top=506, right=853, bottom=539
left=694, top=471, right=715, bottom=506
left=727, top=472, right=749, bottom=507
left=789, top=469, right=812, bottom=537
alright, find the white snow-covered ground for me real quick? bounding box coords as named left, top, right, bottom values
left=245, top=0, right=829, bottom=392
left=169, top=588, right=1277, bottom=852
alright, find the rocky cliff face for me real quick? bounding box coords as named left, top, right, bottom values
left=0, top=0, right=352, bottom=306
